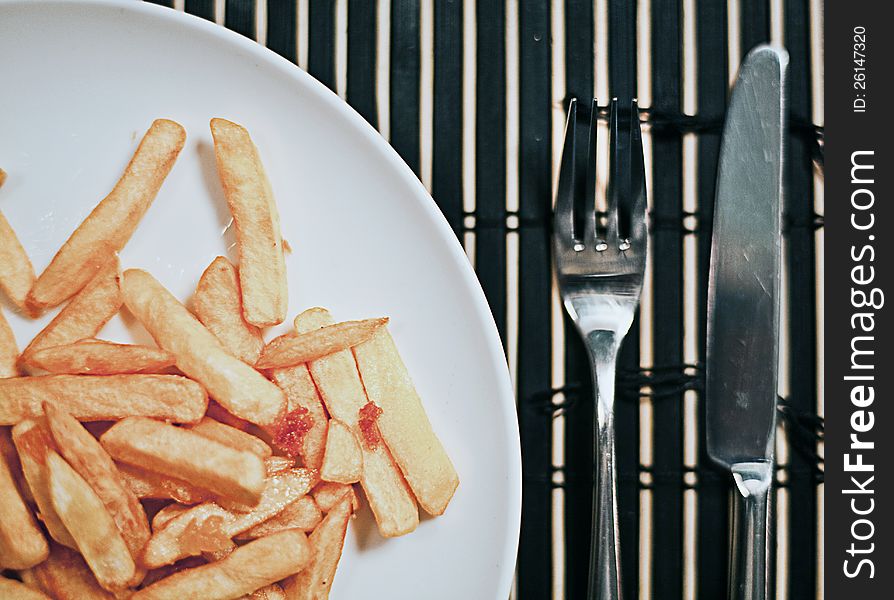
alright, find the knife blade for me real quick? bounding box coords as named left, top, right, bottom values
left=705, top=44, right=788, bottom=600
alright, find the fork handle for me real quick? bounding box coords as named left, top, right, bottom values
left=585, top=330, right=622, bottom=600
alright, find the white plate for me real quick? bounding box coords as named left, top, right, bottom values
left=0, top=1, right=521, bottom=597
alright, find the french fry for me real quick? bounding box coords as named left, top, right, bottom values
left=295, top=308, right=417, bottom=537
left=27, top=119, right=186, bottom=312
left=151, top=503, right=190, bottom=531
left=193, top=256, right=264, bottom=364
left=47, top=452, right=136, bottom=591
left=26, top=542, right=114, bottom=600
left=237, top=496, right=322, bottom=539
left=142, top=468, right=317, bottom=568
left=101, top=417, right=266, bottom=506
left=0, top=308, right=18, bottom=378
left=311, top=482, right=359, bottom=513
left=0, top=167, right=5, bottom=187
left=117, top=463, right=213, bottom=505
left=320, top=419, right=362, bottom=484
left=245, top=584, right=287, bottom=600
left=187, top=417, right=272, bottom=459
left=43, top=404, right=151, bottom=567
left=23, top=259, right=121, bottom=358
left=0, top=576, right=51, bottom=600
left=268, top=363, right=328, bottom=469
left=11, top=420, right=78, bottom=548
left=0, top=427, right=30, bottom=501
left=354, top=326, right=459, bottom=514
left=0, top=433, right=48, bottom=569
left=210, top=118, right=287, bottom=328
left=281, top=494, right=352, bottom=600
left=134, top=530, right=311, bottom=600
left=0, top=374, right=207, bottom=425
left=0, top=209, right=36, bottom=312
left=121, top=269, right=285, bottom=426
left=24, top=339, right=175, bottom=375
left=256, top=318, right=388, bottom=369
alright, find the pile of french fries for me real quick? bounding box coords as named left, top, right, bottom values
left=0, top=119, right=459, bottom=599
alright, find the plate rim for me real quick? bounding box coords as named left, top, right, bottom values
left=0, top=0, right=522, bottom=596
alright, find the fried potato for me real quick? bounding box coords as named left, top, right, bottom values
left=26, top=542, right=114, bottom=600
left=0, top=427, right=30, bottom=501
left=237, top=496, right=322, bottom=539
left=0, top=433, right=48, bottom=569
left=320, top=419, right=362, bottom=484
left=295, top=308, right=417, bottom=537
left=121, top=269, right=285, bottom=426
left=0, top=308, right=18, bottom=378
left=210, top=118, right=287, bottom=328
left=134, top=530, right=311, bottom=600
left=268, top=363, right=328, bottom=469
left=11, top=420, right=78, bottom=548
left=142, top=468, right=317, bottom=568
left=0, top=168, right=5, bottom=187
left=0, top=576, right=51, bottom=600
left=206, top=400, right=254, bottom=431
left=245, top=584, right=287, bottom=600
left=311, top=482, right=359, bottom=513
left=188, top=417, right=272, bottom=459
left=27, top=119, right=186, bottom=311
left=0, top=374, right=207, bottom=425
left=23, top=259, right=121, bottom=358
left=101, top=417, right=266, bottom=506
left=354, top=326, right=459, bottom=514
left=24, top=339, right=175, bottom=375
left=265, top=455, right=297, bottom=475
left=44, top=404, right=151, bottom=565
left=151, top=503, right=190, bottom=531
left=194, top=256, right=264, bottom=364
left=0, top=209, right=35, bottom=312
left=47, top=452, right=136, bottom=591
left=282, top=494, right=352, bottom=600
left=256, top=318, right=388, bottom=369
left=118, top=462, right=213, bottom=505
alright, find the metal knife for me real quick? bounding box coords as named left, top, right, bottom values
left=706, top=44, right=788, bottom=600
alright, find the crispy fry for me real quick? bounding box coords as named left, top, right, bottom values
left=134, top=530, right=311, bottom=600
left=210, top=118, right=287, bottom=328
left=320, top=419, right=362, bottom=484
left=0, top=308, right=18, bottom=378
left=311, top=482, right=359, bottom=513
left=0, top=168, right=5, bottom=187
left=11, top=421, right=78, bottom=548
left=23, top=259, right=121, bottom=358
left=0, top=209, right=35, bottom=312
left=47, top=452, right=136, bottom=591
left=44, top=404, right=151, bottom=566
left=265, top=455, right=296, bottom=474
left=194, top=256, right=264, bottom=364
left=237, top=496, right=322, bottom=539
left=27, top=120, right=186, bottom=311
left=0, top=433, right=48, bottom=569
left=121, top=269, right=285, bottom=426
left=0, top=576, right=51, bottom=600
left=24, top=339, right=175, bottom=375
left=118, top=463, right=213, bottom=505
left=0, top=428, right=30, bottom=501
left=26, top=542, right=114, bottom=600
left=102, top=417, right=266, bottom=506
left=206, top=400, right=253, bottom=431
left=0, top=374, right=207, bottom=425
left=296, top=308, right=417, bottom=537
left=256, top=318, right=388, bottom=369
left=282, top=494, right=352, bottom=600
left=152, top=503, right=190, bottom=531
left=187, top=417, right=272, bottom=459
left=142, top=468, right=317, bottom=568
left=268, top=363, right=328, bottom=469
left=245, top=584, right=287, bottom=600
left=354, top=326, right=459, bottom=514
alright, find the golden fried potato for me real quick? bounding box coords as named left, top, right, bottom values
left=320, top=419, right=362, bottom=484
left=0, top=308, right=18, bottom=378
left=0, top=576, right=52, bottom=600
left=256, top=317, right=387, bottom=369
left=25, top=542, right=114, bottom=600
left=24, top=339, right=175, bottom=375
left=187, top=417, right=272, bottom=459
left=0, top=208, right=35, bottom=311
left=237, top=495, right=322, bottom=539
left=268, top=362, right=328, bottom=470
left=117, top=462, right=212, bottom=505
left=0, top=433, right=48, bottom=569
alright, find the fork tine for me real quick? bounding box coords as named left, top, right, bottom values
left=605, top=98, right=621, bottom=247
left=628, top=99, right=648, bottom=243
left=582, top=98, right=599, bottom=246
left=554, top=98, right=578, bottom=244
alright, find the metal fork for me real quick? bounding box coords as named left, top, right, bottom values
left=553, top=98, right=647, bottom=600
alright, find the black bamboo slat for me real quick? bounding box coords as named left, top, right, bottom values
left=267, top=0, right=297, bottom=63
left=308, top=0, right=336, bottom=92
left=184, top=0, right=214, bottom=22
left=517, top=2, right=553, bottom=598
left=695, top=1, right=730, bottom=598
left=390, top=0, right=421, bottom=175
left=740, top=0, right=770, bottom=59
left=431, top=0, right=464, bottom=236
left=473, top=0, right=507, bottom=343
left=225, top=0, right=254, bottom=39
left=347, top=0, right=378, bottom=128
left=650, top=0, right=684, bottom=597
left=145, top=0, right=173, bottom=8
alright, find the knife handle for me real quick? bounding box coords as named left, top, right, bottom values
left=729, top=461, right=773, bottom=600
